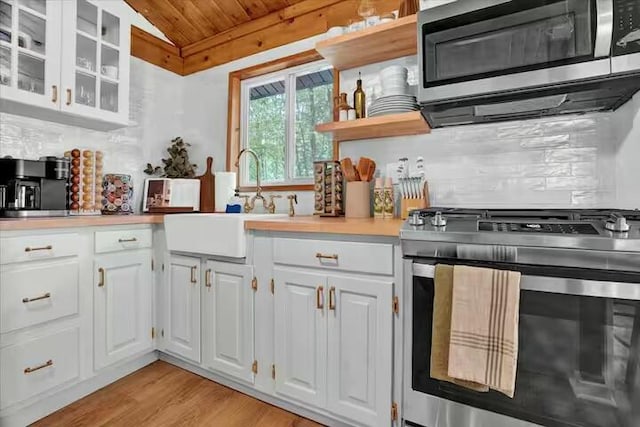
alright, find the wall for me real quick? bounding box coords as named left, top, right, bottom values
left=0, top=57, right=184, bottom=212
left=339, top=58, right=639, bottom=209
left=184, top=33, right=640, bottom=213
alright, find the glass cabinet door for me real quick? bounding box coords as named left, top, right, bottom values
left=61, top=0, right=129, bottom=123
left=0, top=0, right=62, bottom=108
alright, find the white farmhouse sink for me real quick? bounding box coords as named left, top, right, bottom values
left=164, top=213, right=286, bottom=258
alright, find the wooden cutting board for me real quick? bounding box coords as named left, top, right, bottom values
left=198, top=157, right=215, bottom=213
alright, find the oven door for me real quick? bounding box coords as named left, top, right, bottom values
left=404, top=259, right=640, bottom=427
left=418, top=0, right=614, bottom=103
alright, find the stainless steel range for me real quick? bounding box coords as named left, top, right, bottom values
left=401, top=208, right=640, bottom=427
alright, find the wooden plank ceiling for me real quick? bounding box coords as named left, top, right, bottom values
left=127, top=0, right=402, bottom=75
left=126, top=0, right=307, bottom=48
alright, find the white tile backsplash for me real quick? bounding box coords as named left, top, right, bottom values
left=0, top=58, right=184, bottom=213
left=338, top=56, right=638, bottom=210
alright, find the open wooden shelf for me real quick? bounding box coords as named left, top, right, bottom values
left=315, top=111, right=430, bottom=142
left=315, top=15, right=417, bottom=70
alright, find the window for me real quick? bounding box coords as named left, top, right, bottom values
left=228, top=51, right=336, bottom=190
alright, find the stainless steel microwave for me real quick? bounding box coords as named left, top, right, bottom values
left=418, top=0, right=640, bottom=127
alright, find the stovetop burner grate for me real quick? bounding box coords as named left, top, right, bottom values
left=478, top=221, right=600, bottom=235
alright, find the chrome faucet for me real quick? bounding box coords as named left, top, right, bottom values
left=235, top=148, right=271, bottom=213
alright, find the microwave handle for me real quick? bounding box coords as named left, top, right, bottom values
left=412, top=263, right=640, bottom=300
left=594, top=0, right=614, bottom=58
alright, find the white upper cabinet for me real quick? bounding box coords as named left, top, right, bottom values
left=0, top=0, right=62, bottom=109
left=0, top=0, right=130, bottom=129
left=60, top=0, right=129, bottom=126
left=202, top=261, right=255, bottom=385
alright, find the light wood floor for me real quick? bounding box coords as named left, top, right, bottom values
left=33, top=361, right=324, bottom=427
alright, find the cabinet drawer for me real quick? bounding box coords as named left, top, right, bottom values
left=0, top=233, right=79, bottom=265
left=1, top=327, right=80, bottom=409
left=95, top=228, right=152, bottom=254
left=273, top=238, right=393, bottom=276
left=1, top=260, right=79, bottom=334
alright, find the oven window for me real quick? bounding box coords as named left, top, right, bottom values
left=413, top=276, right=640, bottom=427
left=423, top=0, right=596, bottom=87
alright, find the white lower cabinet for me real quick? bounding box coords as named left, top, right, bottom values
left=327, top=275, right=393, bottom=427
left=273, top=268, right=328, bottom=408
left=164, top=254, right=201, bottom=363
left=202, top=261, right=255, bottom=384
left=94, top=250, right=153, bottom=370
left=273, top=267, right=393, bottom=427
left=1, top=327, right=80, bottom=410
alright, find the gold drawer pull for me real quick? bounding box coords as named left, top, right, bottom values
left=316, top=286, right=324, bottom=310
left=190, top=266, right=197, bottom=284
left=118, top=237, right=138, bottom=243
left=22, top=292, right=51, bottom=303
left=98, top=267, right=105, bottom=287
left=52, top=85, right=58, bottom=103
left=205, top=269, right=212, bottom=288
left=66, top=88, right=72, bottom=105
left=25, top=245, right=52, bottom=252
left=24, top=359, right=53, bottom=374
left=316, top=253, right=338, bottom=260
left=328, top=286, right=336, bottom=311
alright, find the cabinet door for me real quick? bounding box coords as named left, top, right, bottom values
left=0, top=0, right=62, bottom=108
left=326, top=274, right=393, bottom=427
left=94, top=250, right=152, bottom=370
left=273, top=267, right=327, bottom=408
left=59, top=0, right=129, bottom=125
left=164, top=254, right=200, bottom=363
left=203, top=261, right=254, bottom=384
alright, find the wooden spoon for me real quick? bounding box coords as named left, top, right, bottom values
left=340, top=158, right=355, bottom=182
left=365, top=160, right=376, bottom=182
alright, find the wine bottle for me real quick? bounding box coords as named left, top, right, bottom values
left=353, top=72, right=366, bottom=119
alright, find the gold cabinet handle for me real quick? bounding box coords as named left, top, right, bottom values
left=190, top=266, right=197, bottom=284
left=22, top=292, right=51, bottom=303
left=66, top=88, right=72, bottom=105
left=98, top=267, right=105, bottom=287
left=316, top=286, right=324, bottom=310
left=205, top=269, right=212, bottom=288
left=25, top=245, right=52, bottom=252
left=328, top=286, right=336, bottom=311
left=52, top=85, right=58, bottom=103
left=24, top=359, right=53, bottom=374
left=118, top=237, right=137, bottom=243
left=316, top=253, right=338, bottom=260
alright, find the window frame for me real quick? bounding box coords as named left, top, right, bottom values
left=227, top=50, right=339, bottom=192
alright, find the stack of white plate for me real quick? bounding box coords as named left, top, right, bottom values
left=369, top=94, right=419, bottom=117
left=368, top=65, right=418, bottom=117
left=380, top=65, right=408, bottom=96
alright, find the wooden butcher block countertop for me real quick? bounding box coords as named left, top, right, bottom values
left=0, top=214, right=164, bottom=231
left=245, top=216, right=404, bottom=237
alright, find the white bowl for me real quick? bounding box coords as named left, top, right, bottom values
left=381, top=65, right=408, bottom=78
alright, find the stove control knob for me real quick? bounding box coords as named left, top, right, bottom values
left=409, top=210, right=425, bottom=226
left=605, top=214, right=630, bottom=233
left=431, top=211, right=447, bottom=227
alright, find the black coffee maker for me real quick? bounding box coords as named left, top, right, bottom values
left=0, top=157, right=70, bottom=217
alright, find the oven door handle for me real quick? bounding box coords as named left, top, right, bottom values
left=412, top=263, right=640, bottom=300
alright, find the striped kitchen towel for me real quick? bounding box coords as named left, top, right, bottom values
left=447, top=265, right=521, bottom=398
left=430, top=264, right=489, bottom=392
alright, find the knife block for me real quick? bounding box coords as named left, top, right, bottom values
left=401, top=198, right=427, bottom=219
